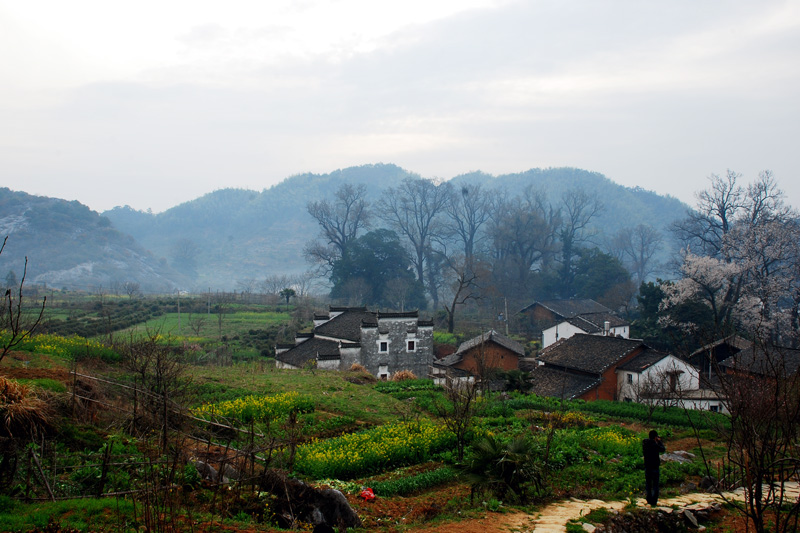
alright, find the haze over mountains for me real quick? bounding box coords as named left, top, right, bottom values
left=2, top=164, right=689, bottom=292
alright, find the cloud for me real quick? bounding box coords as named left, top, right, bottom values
left=1, top=0, right=799, bottom=212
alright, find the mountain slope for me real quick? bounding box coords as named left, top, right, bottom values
left=105, top=164, right=689, bottom=289
left=0, top=188, right=187, bottom=292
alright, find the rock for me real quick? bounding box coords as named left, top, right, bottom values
left=683, top=509, right=699, bottom=528
left=681, top=481, right=698, bottom=493
left=194, top=461, right=218, bottom=481
left=582, top=523, right=596, bottom=532
left=221, top=463, right=240, bottom=480
left=699, top=475, right=717, bottom=490
left=662, top=452, right=692, bottom=464
left=258, top=469, right=362, bottom=530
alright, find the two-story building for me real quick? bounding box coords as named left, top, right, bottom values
left=275, top=307, right=433, bottom=379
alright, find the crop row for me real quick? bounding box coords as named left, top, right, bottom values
left=295, top=420, right=455, bottom=480
left=192, top=391, right=314, bottom=424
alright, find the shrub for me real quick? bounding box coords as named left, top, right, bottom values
left=349, top=363, right=368, bottom=373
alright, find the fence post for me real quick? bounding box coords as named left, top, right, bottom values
left=29, top=447, right=55, bottom=502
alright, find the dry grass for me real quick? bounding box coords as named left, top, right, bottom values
left=391, top=370, right=418, bottom=382
left=349, top=363, right=368, bottom=373
left=0, top=376, right=53, bottom=438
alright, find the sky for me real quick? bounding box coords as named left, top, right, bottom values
left=2, top=0, right=799, bottom=213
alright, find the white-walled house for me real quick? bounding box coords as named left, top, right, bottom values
left=521, top=299, right=629, bottom=349
left=616, top=350, right=727, bottom=413
left=541, top=316, right=629, bottom=348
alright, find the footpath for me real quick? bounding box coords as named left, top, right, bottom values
left=507, top=482, right=800, bottom=532
left=419, top=482, right=800, bottom=533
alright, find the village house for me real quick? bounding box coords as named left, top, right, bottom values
left=528, top=333, right=727, bottom=412
left=527, top=334, right=647, bottom=401
left=519, top=299, right=629, bottom=349
left=615, top=349, right=726, bottom=412
left=431, top=330, right=525, bottom=385
left=274, top=307, right=433, bottom=379
left=688, top=335, right=751, bottom=382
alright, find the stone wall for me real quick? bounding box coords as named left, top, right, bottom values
left=360, top=318, right=433, bottom=379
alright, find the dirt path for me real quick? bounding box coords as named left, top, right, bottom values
left=416, top=483, right=800, bottom=532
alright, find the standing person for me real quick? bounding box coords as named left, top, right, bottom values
left=642, top=430, right=666, bottom=506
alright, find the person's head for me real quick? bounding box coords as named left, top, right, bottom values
left=649, top=430, right=659, bottom=440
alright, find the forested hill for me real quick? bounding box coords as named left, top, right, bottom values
left=0, top=188, right=188, bottom=292
left=105, top=164, right=690, bottom=290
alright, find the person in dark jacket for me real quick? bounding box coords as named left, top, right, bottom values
left=642, top=429, right=666, bottom=506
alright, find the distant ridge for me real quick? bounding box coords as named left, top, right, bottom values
left=1, top=164, right=689, bottom=291
left=105, top=164, right=688, bottom=289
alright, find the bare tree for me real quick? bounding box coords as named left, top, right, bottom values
left=445, top=183, right=494, bottom=260
left=432, top=373, right=481, bottom=461
left=187, top=312, right=206, bottom=336
left=378, top=177, right=452, bottom=308
left=487, top=187, right=560, bottom=299
left=122, top=281, right=141, bottom=299
left=699, top=337, right=800, bottom=533
left=119, top=330, right=191, bottom=450
left=236, top=278, right=259, bottom=302
left=0, top=237, right=47, bottom=364
left=440, top=255, right=484, bottom=334
left=610, top=224, right=663, bottom=285
left=556, top=188, right=603, bottom=297
left=260, top=274, right=292, bottom=296
left=304, top=183, right=371, bottom=272
left=290, top=271, right=319, bottom=298
left=212, top=291, right=234, bottom=341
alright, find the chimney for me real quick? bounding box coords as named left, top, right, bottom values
left=604, top=321, right=610, bottom=335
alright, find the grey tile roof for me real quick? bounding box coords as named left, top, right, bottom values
left=455, top=330, right=526, bottom=357
left=616, top=348, right=671, bottom=372
left=435, top=352, right=463, bottom=367
left=528, top=366, right=601, bottom=400
left=719, top=345, right=800, bottom=377
left=565, top=311, right=629, bottom=333
left=314, top=308, right=375, bottom=342
left=538, top=333, right=644, bottom=374
left=521, top=299, right=612, bottom=318
left=274, top=336, right=340, bottom=368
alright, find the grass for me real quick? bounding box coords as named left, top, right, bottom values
left=115, top=310, right=291, bottom=341
left=0, top=497, right=136, bottom=531
left=16, top=377, right=68, bottom=393
left=189, top=362, right=408, bottom=425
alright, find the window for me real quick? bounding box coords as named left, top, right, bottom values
left=627, top=374, right=633, bottom=384
left=379, top=341, right=388, bottom=353
left=407, top=340, right=416, bottom=352
left=624, top=397, right=632, bottom=403
left=710, top=405, right=719, bottom=412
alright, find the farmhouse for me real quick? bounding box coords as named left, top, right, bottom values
left=615, top=349, right=726, bottom=412
left=275, top=307, right=433, bottom=379
left=431, top=330, right=525, bottom=385
left=527, top=334, right=647, bottom=401
left=519, top=299, right=629, bottom=348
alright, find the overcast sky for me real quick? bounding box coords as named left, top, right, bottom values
left=2, top=0, right=799, bottom=213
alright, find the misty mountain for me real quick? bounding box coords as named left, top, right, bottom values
left=104, top=164, right=690, bottom=290
left=0, top=188, right=187, bottom=292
